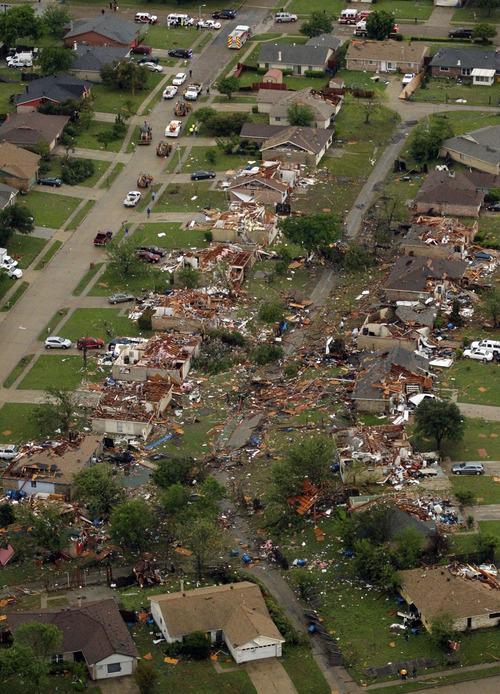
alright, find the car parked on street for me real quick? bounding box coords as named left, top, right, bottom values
left=448, top=28, right=473, bottom=39
left=108, top=293, right=135, bottom=304
left=191, top=170, right=216, bottom=180
left=163, top=85, right=178, bottom=99
left=463, top=347, right=494, bottom=362
left=93, top=230, right=113, bottom=246
left=197, top=19, right=221, bottom=29
left=124, top=190, right=142, bottom=207
left=44, top=336, right=72, bottom=349
left=77, top=337, right=105, bottom=349
left=168, top=48, right=193, bottom=59
left=451, top=461, right=485, bottom=475
left=37, top=177, right=62, bottom=187
left=212, top=10, right=236, bottom=19
left=172, top=72, right=186, bottom=85
left=131, top=44, right=152, bottom=55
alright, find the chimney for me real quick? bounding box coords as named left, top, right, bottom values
left=457, top=59, right=461, bottom=66
left=73, top=41, right=77, bottom=52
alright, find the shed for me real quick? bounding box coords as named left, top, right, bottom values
left=472, top=68, right=495, bottom=86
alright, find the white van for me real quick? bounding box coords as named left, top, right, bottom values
left=275, top=12, right=297, bottom=22
left=470, top=339, right=500, bottom=356
left=0, top=444, right=19, bottom=460
left=339, top=9, right=358, bottom=24
left=7, top=52, right=33, bottom=68
left=167, top=13, right=194, bottom=26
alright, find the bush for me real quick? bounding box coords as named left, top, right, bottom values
left=206, top=328, right=246, bottom=347
left=177, top=266, right=199, bottom=289
left=284, top=363, right=299, bottom=379
left=251, top=343, right=284, bottom=365
left=183, top=631, right=211, bottom=659
left=137, top=309, right=153, bottom=331
left=258, top=301, right=284, bottom=324
left=204, top=113, right=249, bottom=137
left=205, top=148, right=217, bottom=165
left=394, top=32, right=403, bottom=41
left=204, top=230, right=213, bottom=242
left=455, top=489, right=475, bottom=507
left=61, top=158, right=94, bottom=185
left=304, top=70, right=325, bottom=78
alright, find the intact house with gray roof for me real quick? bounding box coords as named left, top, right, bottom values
left=430, top=47, right=500, bottom=82
left=16, top=74, right=92, bottom=113
left=240, top=123, right=334, bottom=166
left=439, top=125, right=500, bottom=175
left=412, top=169, right=493, bottom=217
left=0, top=112, right=70, bottom=151
left=71, top=45, right=131, bottom=82
left=383, top=256, right=468, bottom=302
left=63, top=15, right=141, bottom=48
left=258, top=35, right=342, bottom=75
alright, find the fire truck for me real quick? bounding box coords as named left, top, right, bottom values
left=228, top=25, right=250, bottom=49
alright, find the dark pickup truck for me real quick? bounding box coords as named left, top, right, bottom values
left=448, top=28, right=474, bottom=39
left=93, top=230, right=113, bottom=246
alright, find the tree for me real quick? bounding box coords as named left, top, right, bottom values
left=5, top=622, right=62, bottom=693
left=429, top=611, right=457, bottom=650
left=106, top=237, right=151, bottom=280
left=15, top=621, right=62, bottom=660
left=366, top=11, right=394, bottom=40
left=358, top=89, right=388, bottom=125
left=73, top=462, right=123, bottom=517
left=35, top=387, right=81, bottom=437
left=278, top=212, right=341, bottom=255
left=473, top=22, right=496, bottom=43
left=62, top=158, right=95, bottom=185
left=42, top=4, right=71, bottom=37
left=409, top=116, right=454, bottom=163
left=0, top=643, right=49, bottom=694
left=195, top=476, right=226, bottom=517
left=394, top=527, right=423, bottom=569
left=299, top=11, right=333, bottom=38
left=273, top=434, right=336, bottom=498
left=0, top=5, right=42, bottom=48
left=133, top=659, right=158, bottom=694
left=181, top=517, right=223, bottom=581
left=217, top=76, right=239, bottom=99
left=0, top=203, right=34, bottom=246
left=100, top=60, right=149, bottom=95
left=161, top=482, right=190, bottom=517
left=476, top=531, right=499, bottom=562
left=0, top=503, right=15, bottom=527
left=482, top=286, right=500, bottom=328
left=205, top=113, right=248, bottom=136
left=287, top=102, right=315, bottom=127
left=39, top=46, right=74, bottom=75
left=152, top=456, right=197, bottom=489
left=32, top=505, right=64, bottom=554
left=110, top=499, right=155, bottom=552
left=476, top=0, right=500, bottom=17
left=414, top=399, right=465, bottom=452
left=178, top=266, right=199, bottom=288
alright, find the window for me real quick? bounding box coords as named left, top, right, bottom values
left=31, top=480, right=37, bottom=488
left=368, top=60, right=376, bottom=66
left=52, top=654, right=64, bottom=664
left=461, top=68, right=471, bottom=76
left=107, top=663, right=122, bottom=674
left=387, top=61, right=396, bottom=71
left=116, top=421, right=123, bottom=433
left=440, top=67, right=449, bottom=72
left=460, top=153, right=466, bottom=160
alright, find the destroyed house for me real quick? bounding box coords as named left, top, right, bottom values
left=91, top=379, right=173, bottom=438
left=227, top=172, right=291, bottom=206
left=1, top=436, right=103, bottom=499
left=337, top=424, right=411, bottom=478
left=204, top=203, right=278, bottom=245
left=176, top=243, right=256, bottom=289
left=150, top=582, right=285, bottom=664
left=7, top=599, right=139, bottom=680
left=383, top=256, right=467, bottom=302
left=151, top=289, right=230, bottom=332
left=357, top=304, right=436, bottom=352
left=399, top=565, right=500, bottom=632
left=112, top=333, right=201, bottom=384
left=402, top=215, right=479, bottom=259
left=352, top=346, right=432, bottom=413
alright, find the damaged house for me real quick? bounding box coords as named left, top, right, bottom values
left=413, top=171, right=500, bottom=217
left=401, top=215, right=479, bottom=260
left=201, top=203, right=278, bottom=245
left=352, top=346, right=432, bottom=413
left=151, top=289, right=231, bottom=332
left=240, top=123, right=334, bottom=167
left=226, top=161, right=299, bottom=206
left=173, top=243, right=256, bottom=290
left=357, top=303, right=436, bottom=352
left=383, top=256, right=468, bottom=302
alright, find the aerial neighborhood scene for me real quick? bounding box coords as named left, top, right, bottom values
left=4, top=0, right=500, bottom=692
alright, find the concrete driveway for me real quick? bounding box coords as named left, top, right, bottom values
left=245, top=659, right=297, bottom=694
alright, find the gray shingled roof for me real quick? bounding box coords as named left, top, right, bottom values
left=73, top=45, right=130, bottom=71
left=0, top=182, right=17, bottom=210
left=306, top=34, right=342, bottom=52
left=263, top=125, right=333, bottom=155
left=16, top=74, right=92, bottom=106
left=353, top=346, right=429, bottom=402
left=258, top=43, right=331, bottom=68
left=441, top=125, right=500, bottom=167
left=384, top=256, right=467, bottom=293
left=64, top=15, right=140, bottom=45
left=430, top=47, right=500, bottom=71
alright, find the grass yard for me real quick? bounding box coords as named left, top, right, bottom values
left=38, top=156, right=110, bottom=187
left=74, top=121, right=124, bottom=153
left=0, top=67, right=22, bottom=113
left=246, top=259, right=318, bottom=302
left=336, top=70, right=389, bottom=93
left=437, top=359, right=500, bottom=407
left=0, top=403, right=42, bottom=443
left=18, top=354, right=108, bottom=391
left=100, top=162, right=125, bottom=189
left=451, top=474, right=500, bottom=506
left=155, top=181, right=227, bottom=212
left=2, top=354, right=34, bottom=389
left=91, top=78, right=164, bottom=115
left=453, top=5, right=500, bottom=24
left=20, top=191, right=82, bottom=229
left=38, top=307, right=70, bottom=340
left=0, top=280, right=29, bottom=311
left=280, top=648, right=330, bottom=694
left=35, top=240, right=62, bottom=270
left=73, top=264, right=104, bottom=296
left=413, top=78, right=500, bottom=107
left=182, top=145, right=255, bottom=172
left=66, top=200, right=96, bottom=231
left=60, top=307, right=153, bottom=342
left=147, top=24, right=200, bottom=51
left=287, top=0, right=433, bottom=19
left=411, top=418, right=500, bottom=462
left=8, top=234, right=47, bottom=269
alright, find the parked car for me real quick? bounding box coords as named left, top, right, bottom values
left=486, top=203, right=500, bottom=212
left=197, top=19, right=221, bottom=29
left=172, top=72, right=186, bottom=85
left=6, top=267, right=23, bottom=279
left=137, top=245, right=166, bottom=257
left=470, top=339, right=500, bottom=356
left=402, top=73, right=415, bottom=86
left=93, top=230, right=113, bottom=246
left=124, top=190, right=142, bottom=207
left=163, top=85, right=178, bottom=99
left=108, top=336, right=132, bottom=350
left=448, top=28, right=473, bottom=39
left=142, top=62, right=163, bottom=73
left=0, top=444, right=19, bottom=460
left=108, top=293, right=135, bottom=304
left=451, top=461, right=485, bottom=475
left=168, top=48, right=193, bottom=59
left=135, top=12, right=157, bottom=24
left=463, top=347, right=494, bottom=362
left=131, top=44, right=152, bottom=55
left=1, top=254, right=18, bottom=269
left=44, top=336, right=72, bottom=349
left=77, top=337, right=105, bottom=350
left=190, top=170, right=216, bottom=181
left=274, top=12, right=297, bottom=22
left=137, top=56, right=159, bottom=66
left=37, top=177, right=62, bottom=187
left=212, top=10, right=236, bottom=19
left=137, top=249, right=161, bottom=263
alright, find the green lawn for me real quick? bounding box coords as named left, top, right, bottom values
left=0, top=403, right=42, bottom=443
left=281, top=648, right=330, bottom=694
left=147, top=24, right=200, bottom=51
left=183, top=145, right=255, bottom=172
left=413, top=78, right=500, bottom=107
left=38, top=308, right=70, bottom=340
left=451, top=475, right=500, bottom=506
left=67, top=200, right=96, bottom=231
left=19, top=191, right=82, bottom=229
left=73, top=264, right=104, bottom=296
left=8, top=234, right=47, bottom=269
left=3, top=354, right=34, bottom=389
left=412, top=418, right=500, bottom=462
left=453, top=4, right=500, bottom=24
left=18, top=354, right=108, bottom=391
left=90, top=77, right=164, bottom=114
left=437, top=359, right=500, bottom=407
left=336, top=70, right=389, bottom=93
left=60, top=307, right=152, bottom=342
left=287, top=0, right=434, bottom=20
left=73, top=121, right=124, bottom=153
left=155, top=181, right=227, bottom=212
left=0, top=280, right=29, bottom=311
left=38, top=156, right=110, bottom=187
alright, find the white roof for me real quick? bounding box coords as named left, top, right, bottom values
left=471, top=68, right=496, bottom=77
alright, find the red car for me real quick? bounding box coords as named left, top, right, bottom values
left=77, top=337, right=105, bottom=350
left=137, top=249, right=161, bottom=263
left=131, top=44, right=152, bottom=55
left=93, top=230, right=113, bottom=246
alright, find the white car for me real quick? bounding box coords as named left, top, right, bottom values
left=6, top=267, right=22, bottom=279
left=463, top=347, right=494, bottom=362
left=44, top=336, right=72, bottom=350
left=124, top=190, right=142, bottom=207
left=1, top=254, right=18, bottom=269
left=172, top=72, right=187, bottom=86
left=163, top=85, right=178, bottom=99
left=197, top=19, right=221, bottom=29
left=142, top=62, right=163, bottom=73
left=165, top=120, right=182, bottom=137
left=402, top=73, right=416, bottom=86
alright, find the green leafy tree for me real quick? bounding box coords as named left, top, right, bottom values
left=409, top=116, right=453, bottom=163
left=358, top=89, right=388, bottom=125
left=287, top=102, right=315, bottom=127
left=100, top=60, right=149, bottom=95
left=0, top=643, right=49, bottom=694
left=161, top=482, right=190, bottom=517
left=258, top=302, right=285, bottom=324
left=32, top=506, right=64, bottom=554
left=152, top=456, right=196, bottom=489
left=366, top=11, right=394, bottom=40
left=482, top=286, right=500, bottom=328
left=178, top=266, right=199, bottom=288
left=42, top=4, right=71, bottom=37
left=278, top=212, right=341, bottom=255
left=133, top=659, right=158, bottom=694
left=0, top=202, right=34, bottom=246
left=0, top=5, right=42, bottom=48
left=394, top=527, right=423, bottom=569
left=73, top=462, right=123, bottom=517
left=0, top=503, right=15, bottom=527
left=181, top=517, right=223, bottom=581
left=476, top=531, right=499, bottom=562
left=414, top=399, right=465, bottom=452
left=196, top=107, right=217, bottom=122
left=273, top=434, right=336, bottom=498
left=299, top=11, right=333, bottom=38
left=206, top=113, right=249, bottom=137
left=251, top=343, right=284, bottom=365
left=195, top=476, right=226, bottom=517
left=476, top=0, right=500, bottom=17
left=62, top=158, right=95, bottom=185
left=429, top=611, right=457, bottom=650
left=15, top=621, right=62, bottom=659
left=217, top=76, right=239, bottom=99
left=106, top=238, right=151, bottom=280
left=110, top=499, right=155, bottom=552
left=341, top=242, right=373, bottom=272
left=39, top=46, right=74, bottom=74
left=35, top=387, right=81, bottom=437
left=473, top=22, right=496, bottom=42
left=183, top=631, right=211, bottom=659
left=352, top=538, right=400, bottom=589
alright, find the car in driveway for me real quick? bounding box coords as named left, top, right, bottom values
left=44, top=336, right=72, bottom=350
left=37, top=177, right=62, bottom=187
left=77, top=337, right=104, bottom=350
left=142, top=62, right=163, bottom=73
left=191, top=170, right=216, bottom=181
left=131, top=44, right=152, bottom=55
left=137, top=249, right=161, bottom=263
left=108, top=293, right=135, bottom=304
left=137, top=245, right=166, bottom=257
left=401, top=73, right=415, bottom=86
left=163, top=85, right=178, bottom=99
left=1, top=254, right=18, bottom=269
left=137, top=56, right=159, bottom=65
left=451, top=461, right=485, bottom=475
left=6, top=267, right=23, bottom=279
left=463, top=347, right=494, bottom=362
left=172, top=72, right=187, bottom=85
left=197, top=19, right=221, bottom=29
left=0, top=444, right=19, bottom=460
left=486, top=203, right=500, bottom=212
left=124, top=190, right=142, bottom=207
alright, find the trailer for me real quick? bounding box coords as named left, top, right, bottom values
left=228, top=25, right=250, bottom=49
left=165, top=120, right=182, bottom=137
